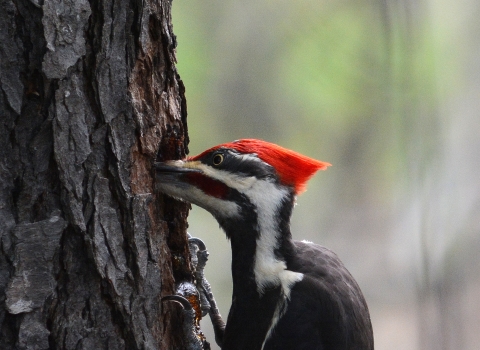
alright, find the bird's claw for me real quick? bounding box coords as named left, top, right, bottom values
left=162, top=294, right=194, bottom=309
left=163, top=234, right=224, bottom=348
left=162, top=287, right=210, bottom=350
left=188, top=234, right=225, bottom=347
left=188, top=235, right=220, bottom=317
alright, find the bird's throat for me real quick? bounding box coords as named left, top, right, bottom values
left=225, top=215, right=302, bottom=350
left=225, top=200, right=300, bottom=298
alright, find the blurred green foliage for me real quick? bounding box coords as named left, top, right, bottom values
left=172, top=0, right=451, bottom=206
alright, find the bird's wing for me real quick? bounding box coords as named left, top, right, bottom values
left=264, top=240, right=374, bottom=350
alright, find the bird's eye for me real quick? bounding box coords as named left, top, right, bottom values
left=212, top=153, right=224, bottom=166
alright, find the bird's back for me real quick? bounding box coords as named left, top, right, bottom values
left=263, top=240, right=374, bottom=350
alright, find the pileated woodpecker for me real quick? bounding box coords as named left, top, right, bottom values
left=156, top=139, right=374, bottom=350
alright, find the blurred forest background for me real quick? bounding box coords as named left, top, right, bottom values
left=172, top=0, right=480, bottom=349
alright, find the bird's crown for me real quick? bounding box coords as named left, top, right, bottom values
left=190, top=139, right=330, bottom=194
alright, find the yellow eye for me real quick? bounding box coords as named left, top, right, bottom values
left=212, top=153, right=224, bottom=166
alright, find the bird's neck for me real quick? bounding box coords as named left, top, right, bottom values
left=224, top=193, right=298, bottom=297
left=218, top=191, right=304, bottom=349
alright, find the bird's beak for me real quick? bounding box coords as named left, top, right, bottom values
left=155, top=160, right=202, bottom=202
left=154, top=161, right=202, bottom=175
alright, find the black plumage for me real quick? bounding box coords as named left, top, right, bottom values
left=267, top=241, right=374, bottom=350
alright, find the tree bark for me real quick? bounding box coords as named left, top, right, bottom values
left=0, top=0, right=192, bottom=348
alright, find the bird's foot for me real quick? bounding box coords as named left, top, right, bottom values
left=162, top=289, right=210, bottom=350
left=188, top=234, right=225, bottom=347
left=162, top=234, right=224, bottom=349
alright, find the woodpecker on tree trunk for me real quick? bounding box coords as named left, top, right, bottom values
left=156, top=139, right=374, bottom=350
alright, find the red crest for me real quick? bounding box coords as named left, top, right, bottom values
left=190, top=139, right=331, bottom=194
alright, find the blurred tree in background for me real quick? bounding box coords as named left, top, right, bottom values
left=173, top=0, right=480, bottom=349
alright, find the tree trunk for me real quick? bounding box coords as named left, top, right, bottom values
left=0, top=0, right=192, bottom=348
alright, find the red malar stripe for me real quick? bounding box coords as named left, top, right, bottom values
left=185, top=173, right=229, bottom=199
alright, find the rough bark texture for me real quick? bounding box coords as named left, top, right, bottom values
left=0, top=0, right=192, bottom=348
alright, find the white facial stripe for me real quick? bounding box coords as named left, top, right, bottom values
left=238, top=180, right=302, bottom=295
left=243, top=178, right=304, bottom=345
left=157, top=181, right=240, bottom=219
